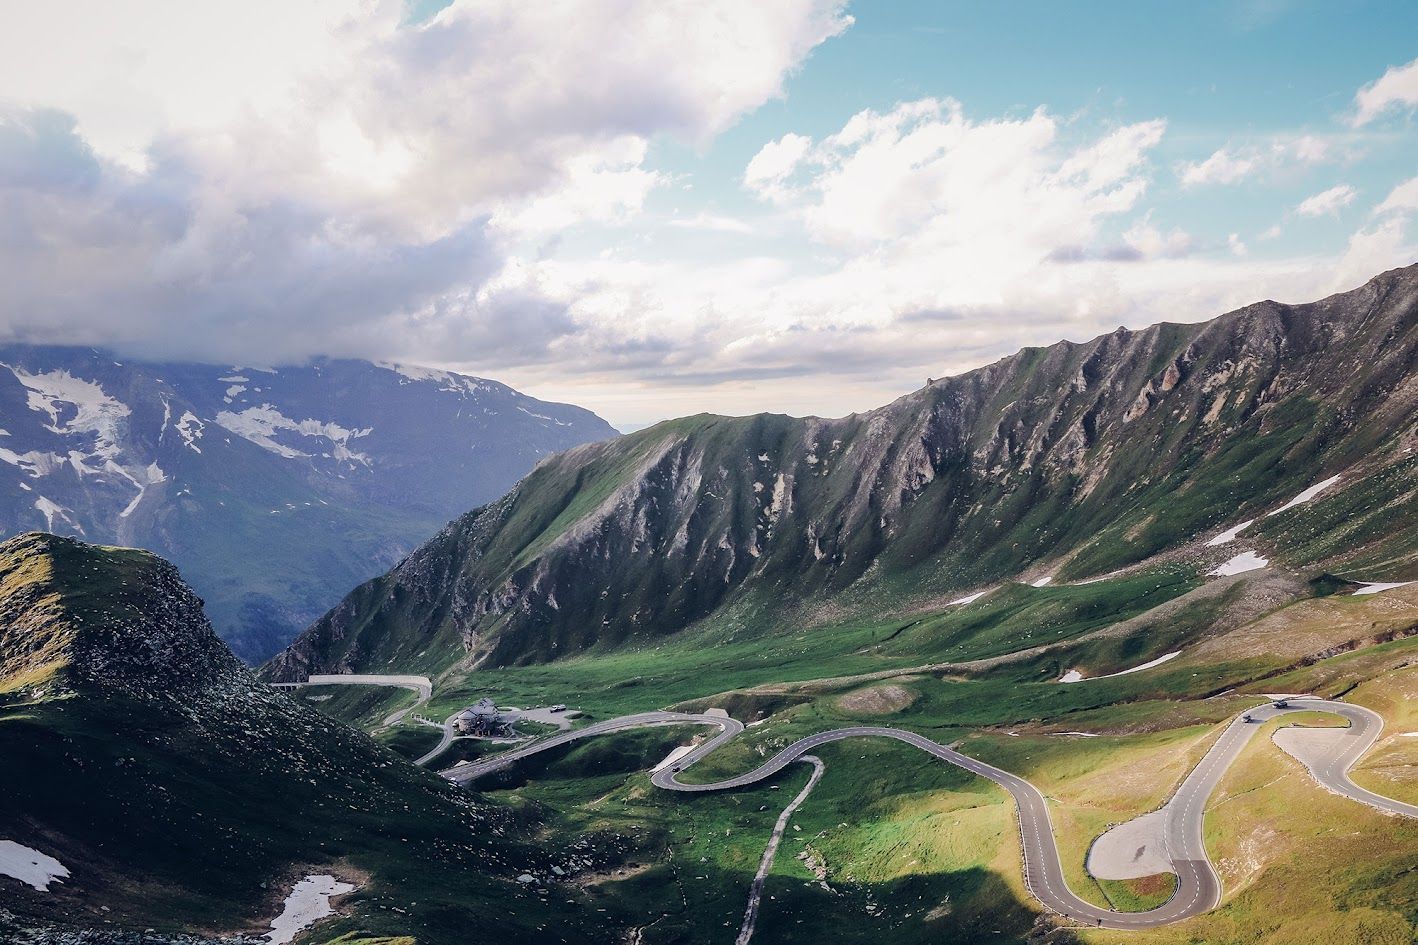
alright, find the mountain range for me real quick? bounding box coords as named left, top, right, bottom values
left=2, top=266, right=1416, bottom=945
left=0, top=347, right=617, bottom=662
left=267, top=265, right=1417, bottom=683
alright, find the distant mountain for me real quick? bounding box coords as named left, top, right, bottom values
left=0, top=533, right=611, bottom=943
left=0, top=347, right=618, bottom=661
left=267, top=265, right=1418, bottom=681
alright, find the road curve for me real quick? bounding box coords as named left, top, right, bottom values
left=273, top=673, right=434, bottom=727
left=445, top=697, right=1413, bottom=929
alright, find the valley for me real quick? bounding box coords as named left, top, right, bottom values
left=3, top=268, right=1416, bottom=945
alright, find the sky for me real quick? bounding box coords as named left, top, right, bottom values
left=0, top=1, right=1416, bottom=430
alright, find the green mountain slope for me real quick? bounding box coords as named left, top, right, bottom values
left=266, top=264, right=1418, bottom=681
left=0, top=533, right=640, bottom=944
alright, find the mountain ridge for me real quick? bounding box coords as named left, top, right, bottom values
left=266, top=264, right=1418, bottom=682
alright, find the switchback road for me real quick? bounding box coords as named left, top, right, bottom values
left=444, top=697, right=1414, bottom=930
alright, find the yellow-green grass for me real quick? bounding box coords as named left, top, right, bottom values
left=1075, top=704, right=1418, bottom=944
left=1097, top=873, right=1178, bottom=913
left=964, top=722, right=1222, bottom=912
left=483, top=725, right=1040, bottom=944
left=1347, top=666, right=1418, bottom=805
left=1274, top=710, right=1349, bottom=728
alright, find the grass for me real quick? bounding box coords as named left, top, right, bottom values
left=374, top=724, right=443, bottom=761
left=1104, top=708, right=1418, bottom=945
left=476, top=727, right=1039, bottom=945
left=298, top=684, right=418, bottom=730
left=1097, top=873, right=1177, bottom=913
left=417, top=568, right=1205, bottom=729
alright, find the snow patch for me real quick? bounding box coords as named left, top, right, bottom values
left=376, top=361, right=494, bottom=395
left=1210, top=551, right=1268, bottom=576
left=0, top=840, right=68, bottom=891
left=1060, top=651, right=1181, bottom=684
left=264, top=875, right=356, bottom=945
left=948, top=590, right=989, bottom=605
left=118, top=462, right=167, bottom=518
left=0, top=445, right=67, bottom=478
left=1267, top=475, right=1341, bottom=516
left=1352, top=581, right=1412, bottom=596
left=1206, top=518, right=1254, bottom=546
left=34, top=497, right=82, bottom=534
left=4, top=366, right=130, bottom=466
left=517, top=406, right=570, bottom=426
left=1030, top=576, right=1053, bottom=587
left=176, top=412, right=205, bottom=452
left=224, top=384, right=247, bottom=400
left=216, top=405, right=372, bottom=465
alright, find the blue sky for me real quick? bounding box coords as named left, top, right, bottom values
left=0, top=1, right=1414, bottom=428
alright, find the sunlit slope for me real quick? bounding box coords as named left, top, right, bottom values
left=268, top=264, right=1417, bottom=680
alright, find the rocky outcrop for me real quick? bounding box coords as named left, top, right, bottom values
left=267, top=264, right=1418, bottom=679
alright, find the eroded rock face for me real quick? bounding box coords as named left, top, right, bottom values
left=267, top=265, right=1418, bottom=678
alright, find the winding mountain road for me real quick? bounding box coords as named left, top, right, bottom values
left=446, top=697, right=1415, bottom=930
left=273, top=673, right=433, bottom=727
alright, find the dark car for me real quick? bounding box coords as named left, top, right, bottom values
left=1273, top=700, right=1289, bottom=709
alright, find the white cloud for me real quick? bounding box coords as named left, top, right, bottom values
left=0, top=0, right=851, bottom=365
left=1375, top=176, right=1418, bottom=216
left=1228, top=233, right=1248, bottom=257
left=1124, top=217, right=1193, bottom=259
left=1177, top=135, right=1341, bottom=188
left=745, top=99, right=1166, bottom=266
left=1353, top=56, right=1418, bottom=126
left=1179, top=148, right=1258, bottom=186
left=667, top=213, right=756, bottom=234
left=744, top=133, right=813, bottom=202
left=0, top=0, right=361, bottom=170
left=1296, top=184, right=1356, bottom=217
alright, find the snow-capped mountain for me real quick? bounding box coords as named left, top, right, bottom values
left=0, top=345, right=618, bottom=661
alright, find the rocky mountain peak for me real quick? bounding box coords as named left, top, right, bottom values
left=0, top=532, right=244, bottom=700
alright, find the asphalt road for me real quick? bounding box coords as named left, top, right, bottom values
left=445, top=697, right=1414, bottom=929
left=272, top=673, right=433, bottom=727
left=735, top=755, right=823, bottom=945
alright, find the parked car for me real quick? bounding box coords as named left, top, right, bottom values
left=549, top=704, right=567, bottom=712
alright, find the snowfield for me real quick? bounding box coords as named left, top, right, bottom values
left=1205, top=518, right=1254, bottom=546
left=1059, top=651, right=1181, bottom=684
left=216, top=405, right=373, bottom=465
left=1352, top=581, right=1413, bottom=596
left=265, top=875, right=356, bottom=945
left=1266, top=474, right=1341, bottom=516
left=0, top=840, right=69, bottom=891
left=1210, top=551, right=1269, bottom=576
